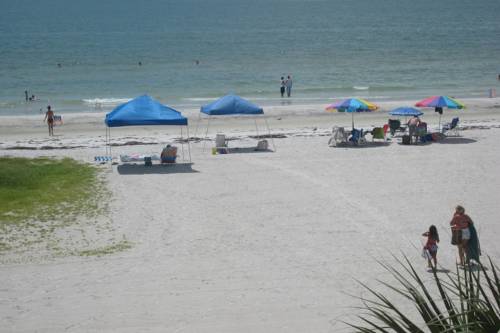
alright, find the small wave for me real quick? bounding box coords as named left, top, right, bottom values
left=82, top=98, right=131, bottom=106
left=353, top=86, right=369, bottom=90
left=183, top=97, right=221, bottom=102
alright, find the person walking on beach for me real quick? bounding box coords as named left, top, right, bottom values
left=285, top=75, right=293, bottom=97
left=280, top=76, right=286, bottom=97
left=450, top=205, right=473, bottom=266
left=44, top=105, right=55, bottom=136
left=422, top=225, right=439, bottom=268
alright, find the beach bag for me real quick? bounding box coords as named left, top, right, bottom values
left=451, top=229, right=462, bottom=245
left=402, top=135, right=411, bottom=145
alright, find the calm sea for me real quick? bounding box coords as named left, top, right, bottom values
left=0, top=0, right=499, bottom=115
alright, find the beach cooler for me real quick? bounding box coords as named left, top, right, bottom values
left=402, top=135, right=411, bottom=145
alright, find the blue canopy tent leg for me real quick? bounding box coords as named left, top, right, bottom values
left=180, top=126, right=185, bottom=161
left=264, top=118, right=276, bottom=152
left=106, top=126, right=112, bottom=166
left=254, top=119, right=260, bottom=139
left=202, top=115, right=211, bottom=153
left=186, top=125, right=192, bottom=162
left=179, top=126, right=192, bottom=163
left=193, top=113, right=202, bottom=139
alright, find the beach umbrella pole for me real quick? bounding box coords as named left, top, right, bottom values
left=186, top=125, right=192, bottom=162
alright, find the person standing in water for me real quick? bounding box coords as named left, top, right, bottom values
left=25, top=90, right=29, bottom=102
left=280, top=77, right=286, bottom=97
left=285, top=75, right=293, bottom=97
left=44, top=105, right=55, bottom=136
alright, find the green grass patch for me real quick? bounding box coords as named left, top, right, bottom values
left=0, top=156, right=100, bottom=226
left=0, top=156, right=121, bottom=259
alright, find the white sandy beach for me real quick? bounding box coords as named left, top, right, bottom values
left=1, top=97, right=500, bottom=332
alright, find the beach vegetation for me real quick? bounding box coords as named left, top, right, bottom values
left=0, top=156, right=120, bottom=258
left=0, top=156, right=101, bottom=225
left=77, top=239, right=133, bottom=257
left=347, top=256, right=500, bottom=332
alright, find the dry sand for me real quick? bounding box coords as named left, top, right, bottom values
left=1, top=97, right=500, bottom=332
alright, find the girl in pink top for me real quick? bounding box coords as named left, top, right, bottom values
left=422, top=225, right=439, bottom=268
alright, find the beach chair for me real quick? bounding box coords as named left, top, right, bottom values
left=371, top=125, right=388, bottom=142
left=215, top=134, right=229, bottom=154
left=388, top=119, right=406, bottom=136
left=328, top=126, right=348, bottom=147
left=415, top=122, right=428, bottom=143
left=442, top=117, right=460, bottom=136
left=349, top=128, right=366, bottom=146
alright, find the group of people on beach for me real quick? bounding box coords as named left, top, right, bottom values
left=422, top=205, right=480, bottom=269
left=280, top=75, right=293, bottom=98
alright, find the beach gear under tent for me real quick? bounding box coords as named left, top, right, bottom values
left=415, top=96, right=464, bottom=131
left=104, top=94, right=191, bottom=162
left=196, top=94, right=275, bottom=151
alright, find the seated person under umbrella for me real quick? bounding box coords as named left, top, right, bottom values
left=161, top=144, right=177, bottom=163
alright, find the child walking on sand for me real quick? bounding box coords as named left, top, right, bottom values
left=422, top=225, right=439, bottom=268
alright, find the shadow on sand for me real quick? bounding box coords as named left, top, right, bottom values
left=220, top=147, right=274, bottom=154
left=117, top=163, right=198, bottom=175
left=437, top=137, right=477, bottom=145
left=334, top=141, right=391, bottom=149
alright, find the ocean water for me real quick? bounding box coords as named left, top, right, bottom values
left=0, top=0, right=499, bottom=115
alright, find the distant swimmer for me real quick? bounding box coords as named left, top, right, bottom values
left=44, top=105, right=54, bottom=136
left=57, top=63, right=62, bottom=68
left=195, top=59, right=200, bottom=65
left=29, top=94, right=36, bottom=101
left=138, top=61, right=142, bottom=66
left=498, top=74, right=500, bottom=80
left=25, top=90, right=28, bottom=101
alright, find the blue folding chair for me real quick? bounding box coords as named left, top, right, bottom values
left=442, top=117, right=460, bottom=136
left=349, top=128, right=366, bottom=146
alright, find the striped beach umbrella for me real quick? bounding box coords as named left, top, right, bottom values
left=326, top=98, right=378, bottom=128
left=415, top=96, right=464, bottom=130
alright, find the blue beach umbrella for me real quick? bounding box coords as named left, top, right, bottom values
left=389, top=107, right=424, bottom=117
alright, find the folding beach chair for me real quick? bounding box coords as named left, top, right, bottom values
left=328, top=126, right=348, bottom=147
left=415, top=122, right=428, bottom=143
left=349, top=128, right=366, bottom=146
left=371, top=125, right=388, bottom=142
left=442, top=117, right=460, bottom=136
left=215, top=134, right=229, bottom=154
left=388, top=119, right=406, bottom=136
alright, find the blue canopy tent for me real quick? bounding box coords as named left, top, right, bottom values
left=200, top=94, right=264, bottom=115
left=104, top=95, right=191, bottom=162
left=197, top=94, right=275, bottom=152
